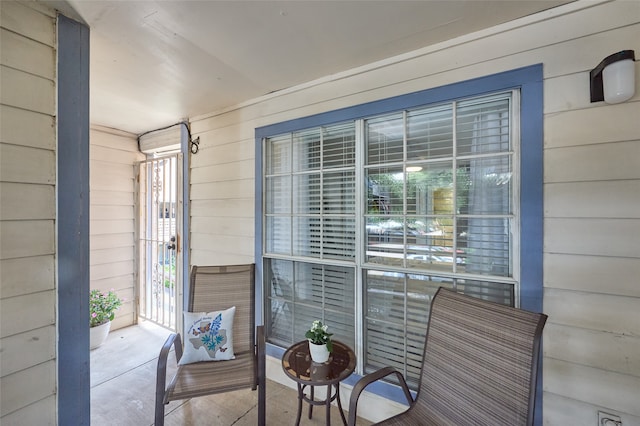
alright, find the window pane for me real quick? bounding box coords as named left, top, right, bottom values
left=366, top=167, right=404, bottom=214
left=407, top=106, right=453, bottom=160
left=266, top=134, right=291, bottom=174
left=293, top=216, right=320, bottom=257
left=317, top=265, right=355, bottom=348
left=365, top=319, right=406, bottom=376
left=293, top=306, right=323, bottom=344
left=405, top=217, right=456, bottom=272
left=266, top=216, right=290, bottom=255
left=456, top=97, right=510, bottom=156
left=456, top=278, right=514, bottom=306
left=323, top=123, right=355, bottom=168
left=265, top=176, right=290, bottom=214
left=323, top=171, right=355, bottom=214
left=266, top=259, right=355, bottom=349
left=265, top=259, right=294, bottom=345
left=366, top=270, right=405, bottom=324
left=457, top=217, right=511, bottom=277
left=406, top=161, right=453, bottom=215
left=366, top=114, right=404, bottom=165
left=366, top=216, right=405, bottom=266
left=293, top=129, right=320, bottom=172
left=364, top=271, right=450, bottom=388
left=293, top=173, right=320, bottom=214
left=457, top=156, right=512, bottom=215
left=323, top=217, right=355, bottom=259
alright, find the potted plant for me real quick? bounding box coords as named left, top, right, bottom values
left=305, top=320, right=333, bottom=363
left=90, top=289, right=122, bottom=349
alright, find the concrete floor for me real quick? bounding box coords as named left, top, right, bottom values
left=90, top=320, right=373, bottom=426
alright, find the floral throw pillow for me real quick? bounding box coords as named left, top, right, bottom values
left=179, top=306, right=235, bottom=365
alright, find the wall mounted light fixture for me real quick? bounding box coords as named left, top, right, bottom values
left=590, top=50, right=636, bottom=104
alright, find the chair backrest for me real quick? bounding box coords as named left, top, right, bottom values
left=189, top=264, right=255, bottom=355
left=416, top=287, right=547, bottom=425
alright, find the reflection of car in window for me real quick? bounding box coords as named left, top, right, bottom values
left=366, top=220, right=427, bottom=241
left=367, top=219, right=465, bottom=265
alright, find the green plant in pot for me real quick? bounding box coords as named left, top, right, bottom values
left=90, top=289, right=122, bottom=349
left=305, top=320, right=333, bottom=363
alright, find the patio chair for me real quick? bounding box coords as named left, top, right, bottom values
left=155, top=264, right=265, bottom=426
left=348, top=287, right=547, bottom=426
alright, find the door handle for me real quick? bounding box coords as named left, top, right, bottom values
left=167, top=236, right=176, bottom=251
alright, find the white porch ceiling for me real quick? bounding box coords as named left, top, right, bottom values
left=46, top=1, right=572, bottom=134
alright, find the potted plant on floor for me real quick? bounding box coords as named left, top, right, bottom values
left=90, top=289, right=122, bottom=349
left=305, top=320, right=333, bottom=363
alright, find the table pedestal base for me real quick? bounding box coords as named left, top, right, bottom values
left=295, top=383, right=347, bottom=426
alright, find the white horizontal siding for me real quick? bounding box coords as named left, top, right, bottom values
left=188, top=0, right=640, bottom=423
left=0, top=105, right=55, bottom=150
left=0, top=182, right=55, bottom=220
left=544, top=288, right=639, bottom=337
left=0, top=325, right=56, bottom=377
left=0, top=360, right=56, bottom=418
left=91, top=233, right=136, bottom=251
left=90, top=219, right=135, bottom=235
left=90, top=204, right=135, bottom=221
left=0, top=65, right=54, bottom=114
left=190, top=136, right=254, bottom=168
left=190, top=216, right=255, bottom=238
left=0, top=144, right=55, bottom=184
left=545, top=218, right=640, bottom=258
left=545, top=140, right=640, bottom=183
left=190, top=199, right=255, bottom=218
left=0, top=395, right=56, bottom=426
left=190, top=233, right=254, bottom=257
left=544, top=358, right=640, bottom=418
left=0, top=27, right=55, bottom=79
left=544, top=253, right=640, bottom=297
left=0, top=290, right=56, bottom=338
left=190, top=179, right=255, bottom=201
left=543, top=393, right=640, bottom=426
left=190, top=158, right=255, bottom=184
left=91, top=247, right=136, bottom=266
left=0, top=0, right=55, bottom=47
left=545, top=181, right=640, bottom=218
left=0, top=220, right=54, bottom=259
left=89, top=127, right=143, bottom=331
left=544, top=323, right=640, bottom=377
left=545, top=99, right=640, bottom=149
left=0, top=255, right=55, bottom=298
left=91, top=190, right=135, bottom=206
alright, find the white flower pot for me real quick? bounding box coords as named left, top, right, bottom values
left=308, top=340, right=330, bottom=363
left=90, top=321, right=112, bottom=350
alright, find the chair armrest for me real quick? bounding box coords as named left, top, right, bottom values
left=347, top=366, right=414, bottom=426
left=156, top=333, right=183, bottom=401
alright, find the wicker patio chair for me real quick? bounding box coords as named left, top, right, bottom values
left=348, top=287, right=547, bottom=426
left=155, top=264, right=265, bottom=426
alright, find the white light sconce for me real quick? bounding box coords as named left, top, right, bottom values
left=590, top=50, right=636, bottom=104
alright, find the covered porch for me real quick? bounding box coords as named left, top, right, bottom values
left=90, top=320, right=373, bottom=425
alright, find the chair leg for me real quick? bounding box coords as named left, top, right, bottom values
left=154, top=398, right=165, bottom=426
left=258, top=382, right=266, bottom=426
left=257, top=325, right=266, bottom=426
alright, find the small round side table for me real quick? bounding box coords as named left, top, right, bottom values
left=281, top=340, right=356, bottom=426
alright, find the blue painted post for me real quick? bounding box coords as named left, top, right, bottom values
left=57, top=14, right=90, bottom=426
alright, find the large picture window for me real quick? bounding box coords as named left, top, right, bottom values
left=257, top=66, right=543, bottom=396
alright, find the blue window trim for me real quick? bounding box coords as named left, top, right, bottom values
left=256, top=64, right=543, bottom=422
